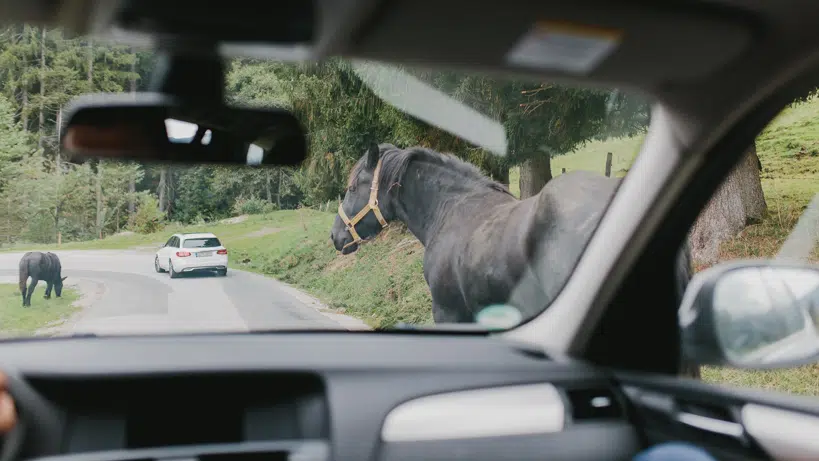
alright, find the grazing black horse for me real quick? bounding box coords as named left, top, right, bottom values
left=331, top=143, right=700, bottom=378
left=19, top=252, right=66, bottom=307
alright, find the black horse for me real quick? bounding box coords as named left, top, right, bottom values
left=331, top=143, right=700, bottom=377
left=19, top=252, right=66, bottom=307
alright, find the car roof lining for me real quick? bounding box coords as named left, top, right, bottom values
left=350, top=0, right=756, bottom=90
left=0, top=0, right=772, bottom=89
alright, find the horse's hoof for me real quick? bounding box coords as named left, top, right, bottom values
left=44, top=296, right=50, bottom=300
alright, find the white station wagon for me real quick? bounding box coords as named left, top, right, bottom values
left=154, top=232, right=228, bottom=278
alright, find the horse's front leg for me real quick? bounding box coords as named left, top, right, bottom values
left=432, top=302, right=472, bottom=324
left=44, top=281, right=53, bottom=299
left=679, top=360, right=701, bottom=379
left=432, top=303, right=455, bottom=323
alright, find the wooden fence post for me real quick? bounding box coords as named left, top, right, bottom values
left=605, top=152, right=613, bottom=177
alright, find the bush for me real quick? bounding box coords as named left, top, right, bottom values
left=129, top=194, right=165, bottom=234
left=232, top=196, right=277, bottom=216
left=22, top=214, right=55, bottom=243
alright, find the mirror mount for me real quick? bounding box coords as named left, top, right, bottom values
left=680, top=260, right=819, bottom=370
left=149, top=46, right=224, bottom=107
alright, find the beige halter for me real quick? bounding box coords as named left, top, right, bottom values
left=338, top=157, right=388, bottom=250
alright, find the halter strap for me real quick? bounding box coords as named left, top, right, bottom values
left=338, top=157, right=388, bottom=250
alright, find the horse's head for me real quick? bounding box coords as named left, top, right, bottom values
left=331, top=142, right=393, bottom=254
left=55, top=275, right=67, bottom=297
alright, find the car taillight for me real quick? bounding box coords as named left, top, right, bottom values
left=217, top=249, right=228, bottom=255
left=176, top=251, right=191, bottom=257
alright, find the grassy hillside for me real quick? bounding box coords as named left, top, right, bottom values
left=11, top=96, right=819, bottom=394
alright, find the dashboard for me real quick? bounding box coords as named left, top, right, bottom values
left=0, top=333, right=641, bottom=461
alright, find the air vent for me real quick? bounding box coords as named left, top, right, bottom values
left=566, top=387, right=624, bottom=421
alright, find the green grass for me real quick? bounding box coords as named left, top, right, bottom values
left=12, top=96, right=819, bottom=394
left=0, top=284, right=80, bottom=336
left=507, top=135, right=644, bottom=198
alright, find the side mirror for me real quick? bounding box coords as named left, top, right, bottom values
left=680, top=260, right=819, bottom=369
left=159, top=244, right=166, bottom=248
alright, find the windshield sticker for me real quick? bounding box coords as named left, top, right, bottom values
left=506, top=21, right=623, bottom=74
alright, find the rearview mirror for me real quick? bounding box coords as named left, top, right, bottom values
left=680, top=261, right=819, bottom=369
left=60, top=93, right=307, bottom=167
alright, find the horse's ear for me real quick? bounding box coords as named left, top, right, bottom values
left=366, top=142, right=380, bottom=170
left=61, top=276, right=67, bottom=282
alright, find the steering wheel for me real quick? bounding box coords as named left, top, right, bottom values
left=0, top=370, right=63, bottom=461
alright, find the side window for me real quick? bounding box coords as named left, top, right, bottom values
left=165, top=237, right=175, bottom=247
left=170, top=237, right=178, bottom=248
left=686, top=92, right=819, bottom=396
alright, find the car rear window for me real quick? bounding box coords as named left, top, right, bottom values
left=182, top=238, right=221, bottom=248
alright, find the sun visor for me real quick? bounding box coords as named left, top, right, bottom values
left=352, top=0, right=756, bottom=87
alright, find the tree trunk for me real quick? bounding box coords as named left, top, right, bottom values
left=55, top=107, right=61, bottom=169
left=37, top=27, right=45, bottom=149
left=736, top=144, right=767, bottom=223
left=86, top=39, right=93, bottom=86
left=95, top=164, right=103, bottom=239
left=277, top=169, right=283, bottom=209
left=265, top=171, right=273, bottom=202
left=127, top=55, right=137, bottom=215
left=689, top=144, right=767, bottom=264
left=128, top=179, right=136, bottom=215
left=158, top=167, right=167, bottom=213
left=166, top=167, right=174, bottom=217
left=519, top=155, right=552, bottom=199
left=54, top=204, right=60, bottom=244
left=605, top=152, right=613, bottom=177
left=21, top=90, right=27, bottom=130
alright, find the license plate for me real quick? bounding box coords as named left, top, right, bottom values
left=197, top=251, right=214, bottom=257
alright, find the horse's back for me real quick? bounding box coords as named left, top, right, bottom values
left=503, top=171, right=622, bottom=316
left=18, top=251, right=40, bottom=270
left=426, top=170, right=622, bottom=319
left=45, top=252, right=61, bottom=270
left=18, top=252, right=59, bottom=280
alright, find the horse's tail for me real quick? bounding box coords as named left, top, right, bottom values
left=18, top=253, right=31, bottom=295
left=675, top=240, right=701, bottom=379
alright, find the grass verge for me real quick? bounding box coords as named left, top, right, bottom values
left=0, top=284, right=80, bottom=337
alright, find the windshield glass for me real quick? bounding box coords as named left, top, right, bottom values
left=182, top=238, right=221, bottom=249
left=0, top=24, right=651, bottom=337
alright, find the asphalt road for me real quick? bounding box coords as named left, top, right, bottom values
left=0, top=250, right=369, bottom=336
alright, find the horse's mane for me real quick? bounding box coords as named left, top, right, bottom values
left=348, top=143, right=514, bottom=197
